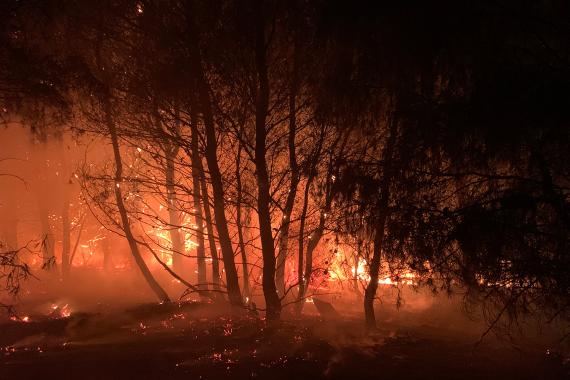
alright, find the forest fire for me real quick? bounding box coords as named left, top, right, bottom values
left=0, top=0, right=569, bottom=379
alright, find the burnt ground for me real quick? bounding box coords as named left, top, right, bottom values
left=0, top=301, right=568, bottom=380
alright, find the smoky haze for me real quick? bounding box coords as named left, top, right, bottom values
left=0, top=1, right=568, bottom=378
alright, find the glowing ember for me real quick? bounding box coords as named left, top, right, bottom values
left=9, top=315, right=31, bottom=323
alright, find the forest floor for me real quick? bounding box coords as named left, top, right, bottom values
left=0, top=300, right=568, bottom=380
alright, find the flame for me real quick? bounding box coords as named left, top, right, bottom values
left=49, top=303, right=72, bottom=318
left=60, top=304, right=72, bottom=318
left=148, top=211, right=202, bottom=268
left=322, top=241, right=417, bottom=287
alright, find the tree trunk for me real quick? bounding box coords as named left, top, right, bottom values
left=104, top=95, right=170, bottom=303
left=187, top=101, right=220, bottom=290
left=363, top=111, right=397, bottom=328
left=201, top=121, right=242, bottom=305
left=302, top=158, right=336, bottom=301
left=102, top=231, right=112, bottom=272
left=364, top=222, right=385, bottom=328
left=254, top=0, right=281, bottom=320
left=69, top=213, right=85, bottom=268
left=38, top=198, right=55, bottom=270
left=353, top=238, right=363, bottom=298
left=295, top=130, right=326, bottom=314
left=165, top=147, right=185, bottom=275
left=199, top=171, right=221, bottom=291
left=60, top=140, right=71, bottom=280
left=186, top=5, right=242, bottom=305
left=295, top=176, right=312, bottom=314
left=306, top=212, right=326, bottom=275
left=276, top=213, right=291, bottom=297
left=235, top=143, right=250, bottom=299
left=189, top=110, right=207, bottom=290
left=276, top=5, right=301, bottom=297
left=61, top=185, right=71, bottom=279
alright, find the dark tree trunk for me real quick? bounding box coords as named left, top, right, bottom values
left=186, top=5, right=242, bottom=305
left=187, top=100, right=220, bottom=290
left=104, top=95, right=170, bottom=303
left=364, top=222, right=385, bottom=328
left=201, top=118, right=242, bottom=305
left=276, top=210, right=292, bottom=297
left=305, top=213, right=325, bottom=282
left=60, top=144, right=71, bottom=279
left=199, top=172, right=221, bottom=291
left=254, top=0, right=281, bottom=320
left=353, top=238, right=363, bottom=298
left=102, top=231, right=112, bottom=272
left=165, top=147, right=185, bottom=275
left=189, top=110, right=207, bottom=290
left=275, top=119, right=300, bottom=297
left=296, top=129, right=326, bottom=314
left=38, top=198, right=55, bottom=270
left=300, top=155, right=337, bottom=307
left=61, top=186, right=71, bottom=279
left=235, top=143, right=250, bottom=299
left=295, top=176, right=313, bottom=314
left=276, top=4, right=301, bottom=297
left=69, top=214, right=85, bottom=268
left=363, top=112, right=397, bottom=328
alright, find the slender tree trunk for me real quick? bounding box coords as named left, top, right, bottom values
left=59, top=141, right=71, bottom=279
left=353, top=238, right=363, bottom=298
left=186, top=6, right=242, bottom=305
left=165, top=147, right=185, bottom=275
left=304, top=135, right=348, bottom=293
left=276, top=212, right=291, bottom=296
left=254, top=0, right=281, bottom=320
left=102, top=231, right=112, bottom=272
left=199, top=172, right=221, bottom=291
left=275, top=108, right=299, bottom=296
left=364, top=221, right=385, bottom=328
left=276, top=5, right=301, bottom=297
left=189, top=110, right=207, bottom=290
left=302, top=158, right=337, bottom=301
left=104, top=95, right=170, bottom=303
left=61, top=185, right=71, bottom=279
left=235, top=144, right=251, bottom=299
left=363, top=111, right=397, bottom=328
left=33, top=141, right=55, bottom=270
left=295, top=176, right=312, bottom=314
left=38, top=198, right=55, bottom=270
left=304, top=226, right=322, bottom=280
left=187, top=101, right=220, bottom=290
left=69, top=214, right=85, bottom=268
left=201, top=123, right=242, bottom=305
left=295, top=130, right=326, bottom=314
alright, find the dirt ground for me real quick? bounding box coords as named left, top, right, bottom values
left=0, top=299, right=568, bottom=380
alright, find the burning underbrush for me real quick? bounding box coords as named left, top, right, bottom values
left=0, top=298, right=568, bottom=380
